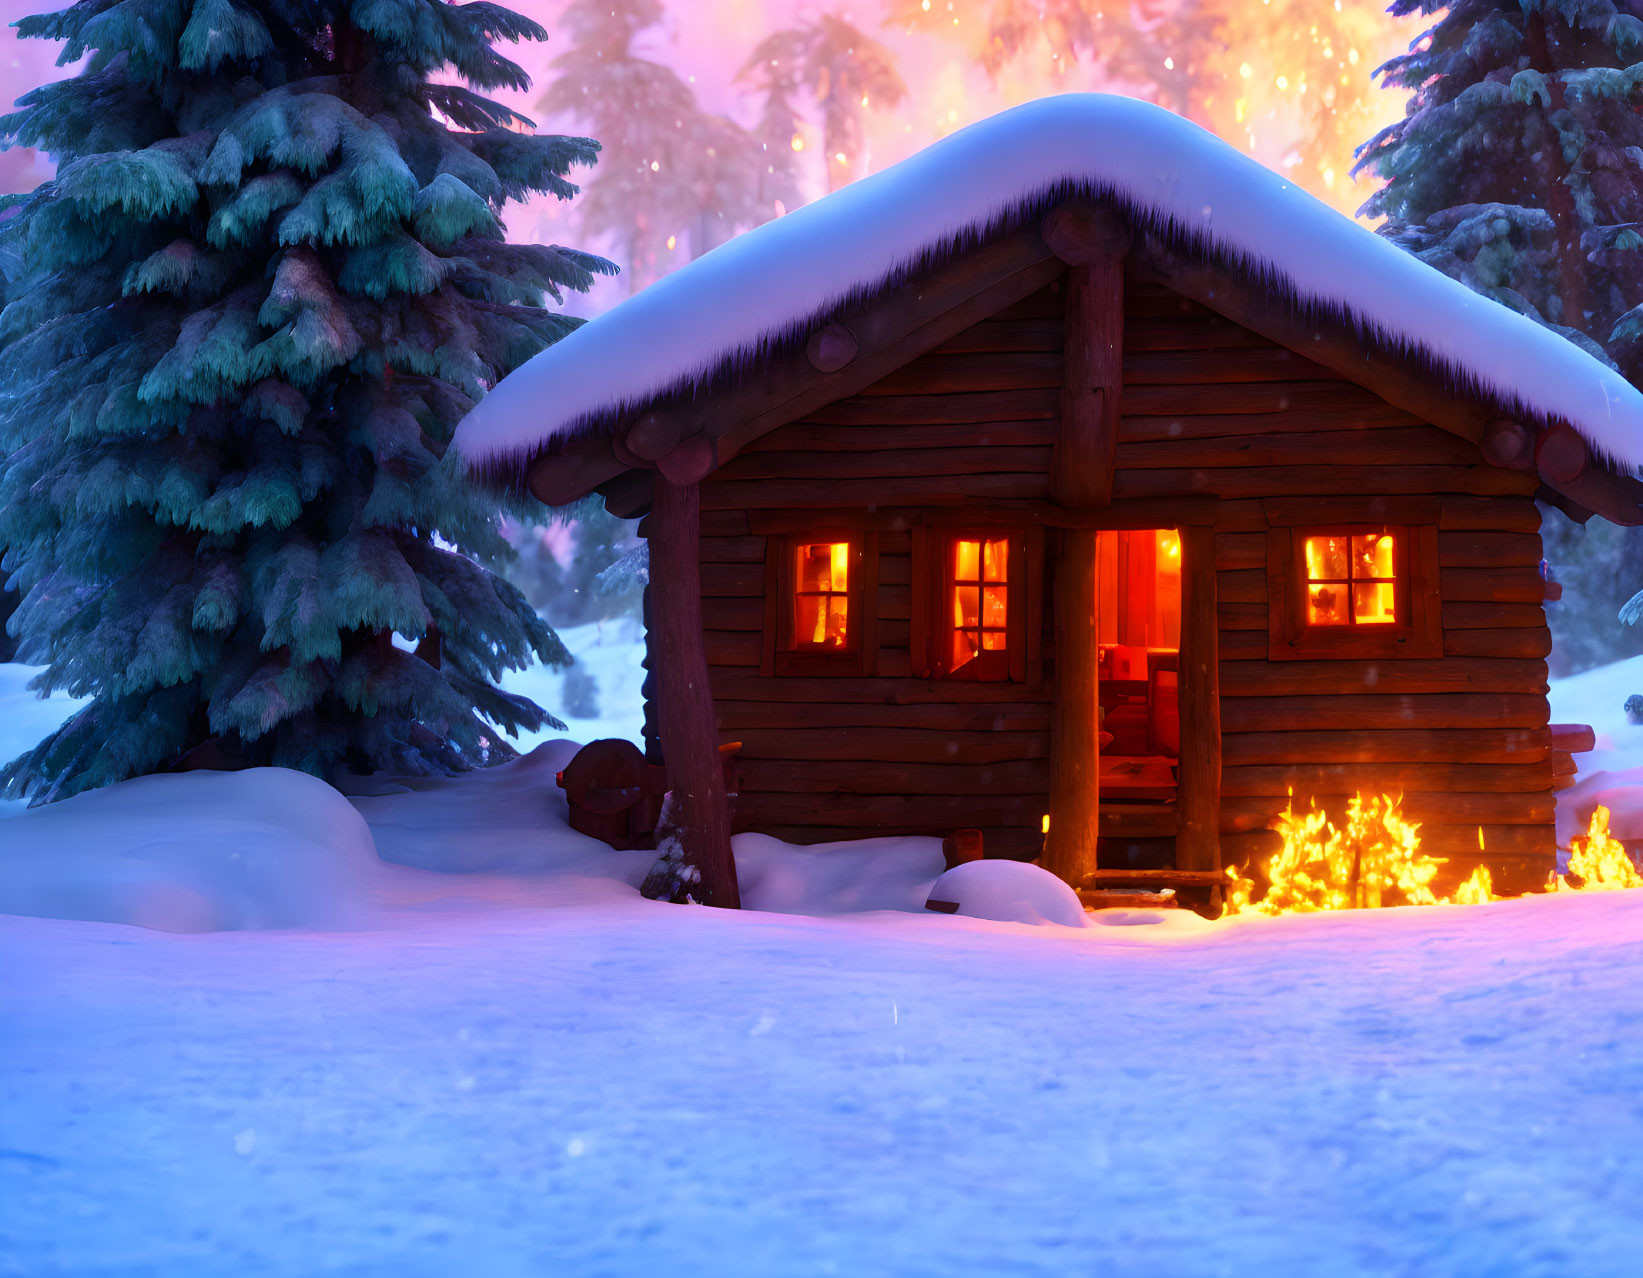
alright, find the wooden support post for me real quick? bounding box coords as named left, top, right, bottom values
left=1177, top=523, right=1221, bottom=872
left=1048, top=219, right=1127, bottom=507
left=1043, top=528, right=1101, bottom=887
left=1042, top=203, right=1128, bottom=888
left=648, top=475, right=740, bottom=908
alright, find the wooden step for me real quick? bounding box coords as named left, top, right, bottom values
left=1078, top=887, right=1179, bottom=911
left=1082, top=868, right=1227, bottom=889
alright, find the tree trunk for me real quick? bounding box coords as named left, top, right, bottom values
left=1523, top=12, right=1588, bottom=333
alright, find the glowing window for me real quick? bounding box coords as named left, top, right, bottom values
left=1304, top=532, right=1398, bottom=627
left=951, top=536, right=1009, bottom=670
left=793, top=541, right=851, bottom=649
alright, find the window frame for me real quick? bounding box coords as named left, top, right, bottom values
left=762, top=528, right=879, bottom=677
left=912, top=524, right=1042, bottom=683
left=1267, top=522, right=1442, bottom=661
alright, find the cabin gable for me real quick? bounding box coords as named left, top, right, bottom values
left=642, top=268, right=1557, bottom=896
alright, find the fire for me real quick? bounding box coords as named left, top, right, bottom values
left=1552, top=806, right=1643, bottom=892
left=1225, top=790, right=1497, bottom=916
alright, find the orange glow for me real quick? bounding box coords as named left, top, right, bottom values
left=1553, top=806, right=1643, bottom=892
left=1097, top=528, right=1180, bottom=650
left=877, top=0, right=1419, bottom=222
left=1225, top=791, right=1499, bottom=915
left=1305, top=531, right=1397, bottom=627
left=530, top=3, right=1427, bottom=309
left=951, top=536, right=1008, bottom=669
left=794, top=541, right=849, bottom=649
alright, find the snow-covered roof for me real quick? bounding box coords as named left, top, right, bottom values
left=453, top=93, right=1643, bottom=473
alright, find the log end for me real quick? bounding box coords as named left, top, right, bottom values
left=1479, top=418, right=1535, bottom=470
left=625, top=410, right=684, bottom=462
left=657, top=432, right=717, bottom=485
left=1535, top=421, right=1590, bottom=485
left=806, top=323, right=858, bottom=373
left=1042, top=201, right=1132, bottom=266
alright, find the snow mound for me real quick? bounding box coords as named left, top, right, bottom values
left=925, top=859, right=1091, bottom=928
left=456, top=93, right=1643, bottom=472
left=343, top=742, right=657, bottom=909
left=0, top=768, right=379, bottom=933
left=734, top=832, right=945, bottom=914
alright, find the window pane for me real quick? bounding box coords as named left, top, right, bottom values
left=951, top=629, right=979, bottom=671
left=983, top=537, right=1009, bottom=583
left=954, top=586, right=980, bottom=628
left=954, top=539, right=980, bottom=581
left=1352, top=533, right=1396, bottom=580
left=983, top=585, right=1007, bottom=627
left=830, top=542, right=850, bottom=593
left=797, top=544, right=824, bottom=592
left=1308, top=583, right=1346, bottom=626
left=1304, top=535, right=1348, bottom=582
left=796, top=541, right=848, bottom=592
left=824, top=596, right=849, bottom=646
left=1353, top=581, right=1397, bottom=625
left=981, top=629, right=1007, bottom=651
left=795, top=594, right=824, bottom=645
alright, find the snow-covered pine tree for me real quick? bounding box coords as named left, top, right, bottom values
left=0, top=0, right=615, bottom=801
left=744, top=13, right=905, bottom=192
left=1355, top=1, right=1643, bottom=649
left=541, top=0, right=765, bottom=288
left=0, top=205, right=20, bottom=665
left=1354, top=0, right=1643, bottom=377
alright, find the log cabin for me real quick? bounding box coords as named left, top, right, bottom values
left=456, top=95, right=1643, bottom=909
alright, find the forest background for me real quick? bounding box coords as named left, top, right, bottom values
left=1, top=0, right=1638, bottom=684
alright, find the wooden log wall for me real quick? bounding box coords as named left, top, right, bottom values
left=642, top=269, right=1556, bottom=892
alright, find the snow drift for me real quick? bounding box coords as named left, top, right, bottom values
left=0, top=767, right=380, bottom=932
left=925, top=858, right=1092, bottom=927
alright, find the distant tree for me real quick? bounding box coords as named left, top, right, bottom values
left=746, top=14, right=907, bottom=191
left=0, top=0, right=614, bottom=801
left=885, top=0, right=1225, bottom=128
left=542, top=0, right=767, bottom=286
left=500, top=505, right=643, bottom=628
left=1542, top=504, right=1643, bottom=676
left=737, top=37, right=809, bottom=218
left=886, top=0, right=1412, bottom=210
left=1353, top=0, right=1643, bottom=379
left=681, top=110, right=769, bottom=258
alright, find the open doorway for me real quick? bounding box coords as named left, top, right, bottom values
left=1096, top=528, right=1182, bottom=803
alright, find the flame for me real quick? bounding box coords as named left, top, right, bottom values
left=1225, top=790, right=1498, bottom=915
left=1552, top=805, right=1643, bottom=892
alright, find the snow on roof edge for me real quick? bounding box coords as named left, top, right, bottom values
left=454, top=94, right=1643, bottom=480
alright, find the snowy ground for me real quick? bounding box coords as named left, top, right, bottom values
left=2, top=656, right=1643, bottom=1273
